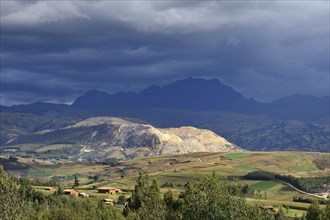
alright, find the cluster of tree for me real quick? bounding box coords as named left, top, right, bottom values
left=17, top=177, right=58, bottom=187
left=244, top=171, right=330, bottom=193
left=2, top=165, right=330, bottom=220
left=226, top=183, right=255, bottom=197
left=272, top=202, right=330, bottom=220
left=22, top=194, right=125, bottom=220
left=0, top=166, right=124, bottom=220
left=292, top=177, right=329, bottom=194
left=51, top=175, right=73, bottom=182
left=0, top=165, right=23, bottom=220
left=305, top=202, right=330, bottom=220
left=313, top=158, right=330, bottom=170
left=161, top=181, right=254, bottom=197
left=120, top=165, right=134, bottom=176
left=124, top=171, right=271, bottom=220
left=86, top=173, right=111, bottom=183
left=293, top=197, right=328, bottom=205
left=73, top=174, right=80, bottom=187
left=161, top=182, right=185, bottom=188
left=161, top=181, right=175, bottom=188
left=95, top=158, right=120, bottom=166
left=92, top=174, right=101, bottom=182
left=244, top=171, right=276, bottom=181
left=32, top=146, right=80, bottom=160
left=117, top=195, right=127, bottom=205
left=0, top=156, right=30, bottom=170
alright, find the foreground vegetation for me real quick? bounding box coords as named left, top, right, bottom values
left=1, top=151, right=329, bottom=219
left=1, top=166, right=330, bottom=220
left=2, top=165, right=123, bottom=220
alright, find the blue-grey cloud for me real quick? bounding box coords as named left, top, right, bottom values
left=0, top=0, right=329, bottom=105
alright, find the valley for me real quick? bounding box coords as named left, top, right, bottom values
left=2, top=151, right=329, bottom=213
left=1, top=78, right=329, bottom=219
left=7, top=151, right=329, bottom=183
left=2, top=1, right=329, bottom=218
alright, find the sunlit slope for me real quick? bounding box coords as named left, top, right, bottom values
left=3, top=117, right=240, bottom=160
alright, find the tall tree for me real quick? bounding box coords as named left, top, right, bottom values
left=73, top=175, right=79, bottom=188
left=125, top=171, right=166, bottom=220
left=128, top=171, right=149, bottom=210
left=0, top=166, right=24, bottom=220
left=306, top=203, right=322, bottom=220
left=182, top=175, right=266, bottom=220
left=274, top=207, right=286, bottom=220
left=323, top=201, right=330, bottom=220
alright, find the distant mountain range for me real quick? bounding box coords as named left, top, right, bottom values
left=73, top=77, right=262, bottom=113
left=3, top=77, right=328, bottom=122
left=1, top=77, right=329, bottom=152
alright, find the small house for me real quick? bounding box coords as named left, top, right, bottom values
left=102, top=198, right=115, bottom=206
left=64, top=189, right=79, bottom=196
left=115, top=202, right=128, bottom=208
left=260, top=205, right=275, bottom=212
left=97, top=187, right=122, bottom=194
left=79, top=192, right=90, bottom=197
left=44, top=187, right=57, bottom=191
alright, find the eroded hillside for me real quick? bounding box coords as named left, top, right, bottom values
left=3, top=117, right=240, bottom=161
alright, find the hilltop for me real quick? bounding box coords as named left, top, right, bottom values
left=2, top=117, right=240, bottom=161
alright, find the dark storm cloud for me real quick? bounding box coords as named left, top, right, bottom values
left=0, top=0, right=329, bottom=105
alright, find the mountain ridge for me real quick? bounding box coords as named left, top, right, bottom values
left=72, top=77, right=262, bottom=113
left=1, top=77, right=329, bottom=152
left=4, top=116, right=241, bottom=160
left=2, top=77, right=328, bottom=123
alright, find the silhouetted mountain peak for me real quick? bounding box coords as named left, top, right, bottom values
left=271, top=94, right=330, bottom=105
left=140, top=85, right=161, bottom=96
left=149, top=77, right=239, bottom=98
left=168, top=77, right=226, bottom=88
left=268, top=94, right=329, bottom=122
left=71, top=77, right=258, bottom=112
left=4, top=77, right=328, bottom=123
left=0, top=102, right=72, bottom=116
left=82, top=90, right=110, bottom=97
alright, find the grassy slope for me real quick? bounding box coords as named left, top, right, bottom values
left=2, top=109, right=329, bottom=152
left=20, top=151, right=328, bottom=180
left=250, top=181, right=278, bottom=191
left=0, top=112, right=82, bottom=145
left=20, top=151, right=329, bottom=219
left=20, top=150, right=329, bottom=188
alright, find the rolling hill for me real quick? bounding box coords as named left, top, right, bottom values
left=2, top=117, right=240, bottom=161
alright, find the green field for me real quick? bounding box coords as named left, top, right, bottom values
left=35, top=144, right=72, bottom=153
left=223, top=152, right=251, bottom=160
left=8, top=150, right=329, bottom=215
left=233, top=164, right=259, bottom=172
left=250, top=181, right=278, bottom=191
left=275, top=154, right=319, bottom=173
left=18, top=151, right=329, bottom=185
left=28, top=169, right=55, bottom=177
left=284, top=208, right=307, bottom=218
left=9, top=143, right=42, bottom=151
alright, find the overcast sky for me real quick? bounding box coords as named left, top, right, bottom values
left=1, top=0, right=329, bottom=106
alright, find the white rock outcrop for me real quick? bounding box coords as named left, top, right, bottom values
left=70, top=117, right=241, bottom=158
